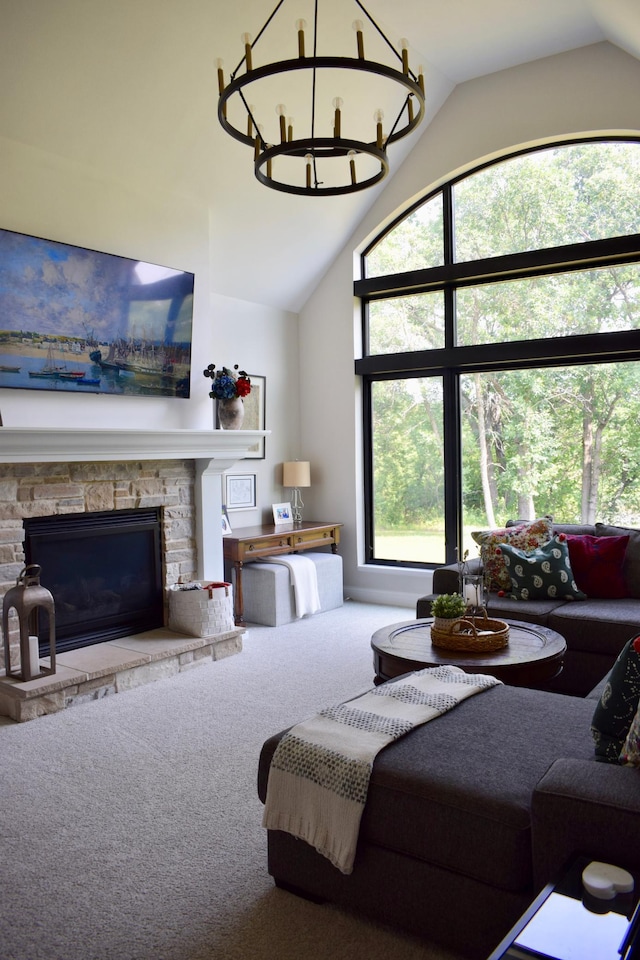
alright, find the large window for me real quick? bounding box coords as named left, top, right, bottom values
left=355, top=139, right=640, bottom=567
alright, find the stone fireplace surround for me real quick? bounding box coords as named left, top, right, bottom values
left=0, top=428, right=266, bottom=721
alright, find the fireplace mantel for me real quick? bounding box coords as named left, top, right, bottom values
left=0, top=427, right=270, bottom=582
left=0, top=427, right=269, bottom=464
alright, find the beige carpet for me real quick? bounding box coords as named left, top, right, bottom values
left=0, top=601, right=463, bottom=960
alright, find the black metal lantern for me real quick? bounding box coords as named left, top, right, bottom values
left=2, top=565, right=56, bottom=682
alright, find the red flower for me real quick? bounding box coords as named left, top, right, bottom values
left=497, top=590, right=505, bottom=597
left=236, top=377, right=251, bottom=397
left=557, top=533, right=566, bottom=541
left=633, top=637, right=640, bottom=655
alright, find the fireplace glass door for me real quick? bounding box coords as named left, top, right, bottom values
left=24, top=508, right=164, bottom=655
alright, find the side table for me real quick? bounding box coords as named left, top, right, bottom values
left=222, top=521, right=342, bottom=625
left=487, top=856, right=639, bottom=959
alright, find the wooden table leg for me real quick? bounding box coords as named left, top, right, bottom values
left=233, top=561, right=245, bottom=626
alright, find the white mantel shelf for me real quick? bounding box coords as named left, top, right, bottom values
left=0, top=427, right=271, bottom=581
left=0, top=428, right=270, bottom=464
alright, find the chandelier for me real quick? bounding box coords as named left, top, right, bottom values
left=216, top=0, right=426, bottom=197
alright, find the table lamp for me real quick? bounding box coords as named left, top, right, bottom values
left=282, top=461, right=311, bottom=523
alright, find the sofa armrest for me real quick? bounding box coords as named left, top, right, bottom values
left=532, top=758, right=640, bottom=890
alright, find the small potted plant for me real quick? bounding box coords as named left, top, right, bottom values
left=431, top=592, right=467, bottom=633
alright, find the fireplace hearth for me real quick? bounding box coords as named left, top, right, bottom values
left=24, top=509, right=164, bottom=656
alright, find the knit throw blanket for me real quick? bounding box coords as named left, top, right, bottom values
left=262, top=665, right=502, bottom=874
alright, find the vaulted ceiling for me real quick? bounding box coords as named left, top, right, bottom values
left=2, top=1, right=639, bottom=312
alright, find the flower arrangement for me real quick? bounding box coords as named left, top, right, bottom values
left=431, top=593, right=467, bottom=619
left=203, top=364, right=251, bottom=400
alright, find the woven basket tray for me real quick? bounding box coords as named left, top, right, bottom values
left=431, top=615, right=510, bottom=652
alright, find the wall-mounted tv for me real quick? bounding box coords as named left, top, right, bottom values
left=0, top=227, right=194, bottom=397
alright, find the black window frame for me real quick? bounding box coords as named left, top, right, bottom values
left=355, top=137, right=640, bottom=569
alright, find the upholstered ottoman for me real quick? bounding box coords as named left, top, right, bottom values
left=239, top=551, right=343, bottom=626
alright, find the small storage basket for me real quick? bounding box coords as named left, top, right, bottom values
left=431, top=613, right=509, bottom=652
left=168, top=581, right=234, bottom=637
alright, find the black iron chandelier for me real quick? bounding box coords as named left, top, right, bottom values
left=217, top=0, right=426, bottom=197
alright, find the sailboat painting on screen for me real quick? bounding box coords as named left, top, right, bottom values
left=0, top=226, right=194, bottom=398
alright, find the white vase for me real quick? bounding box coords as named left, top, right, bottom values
left=217, top=397, right=244, bottom=430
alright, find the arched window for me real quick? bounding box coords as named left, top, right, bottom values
left=355, top=139, right=640, bottom=567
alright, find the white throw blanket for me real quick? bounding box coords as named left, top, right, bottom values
left=258, top=554, right=321, bottom=617
left=262, top=665, right=502, bottom=874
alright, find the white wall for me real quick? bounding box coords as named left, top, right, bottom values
left=0, top=136, right=299, bottom=520
left=299, top=41, right=640, bottom=609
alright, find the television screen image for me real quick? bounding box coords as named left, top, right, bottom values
left=0, top=227, right=194, bottom=398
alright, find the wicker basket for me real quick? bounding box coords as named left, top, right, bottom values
left=431, top=614, right=509, bottom=652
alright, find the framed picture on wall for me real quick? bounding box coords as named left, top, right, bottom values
left=242, top=374, right=266, bottom=459
left=225, top=474, right=257, bottom=511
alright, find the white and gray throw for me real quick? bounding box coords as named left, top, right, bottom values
left=262, top=664, right=502, bottom=874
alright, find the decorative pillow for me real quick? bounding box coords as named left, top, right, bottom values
left=592, top=637, right=640, bottom=763
left=620, top=701, right=640, bottom=766
left=471, top=517, right=553, bottom=592
left=595, top=524, right=640, bottom=599
left=498, top=535, right=586, bottom=601
left=565, top=534, right=629, bottom=599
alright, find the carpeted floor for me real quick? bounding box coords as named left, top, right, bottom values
left=0, top=601, right=463, bottom=960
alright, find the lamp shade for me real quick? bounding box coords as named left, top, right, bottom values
left=283, top=461, right=311, bottom=488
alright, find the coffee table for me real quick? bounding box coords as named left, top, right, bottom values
left=371, top=618, right=566, bottom=687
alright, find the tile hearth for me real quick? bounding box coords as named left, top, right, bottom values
left=0, top=626, right=244, bottom=723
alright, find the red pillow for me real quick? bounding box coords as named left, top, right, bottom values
left=565, top=534, right=629, bottom=598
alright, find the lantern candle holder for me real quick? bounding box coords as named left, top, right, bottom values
left=2, top=564, right=56, bottom=682
left=461, top=573, right=486, bottom=617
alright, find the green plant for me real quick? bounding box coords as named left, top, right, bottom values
left=431, top=592, right=467, bottom=619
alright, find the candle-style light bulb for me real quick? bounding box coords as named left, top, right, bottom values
left=374, top=108, right=384, bottom=148
left=332, top=97, right=343, bottom=138
left=241, top=32, right=253, bottom=71
left=305, top=153, right=313, bottom=189
left=216, top=58, right=225, bottom=95
left=352, top=19, right=364, bottom=59
left=296, top=18, right=307, bottom=58
left=254, top=124, right=264, bottom=160
left=400, top=38, right=409, bottom=74
left=348, top=149, right=357, bottom=185
left=276, top=104, right=287, bottom=143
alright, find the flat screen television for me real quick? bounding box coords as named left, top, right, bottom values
left=0, top=226, right=194, bottom=397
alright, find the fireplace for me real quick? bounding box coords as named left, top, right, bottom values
left=23, top=509, right=164, bottom=656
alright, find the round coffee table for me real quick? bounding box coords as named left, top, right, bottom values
left=371, top=618, right=566, bottom=687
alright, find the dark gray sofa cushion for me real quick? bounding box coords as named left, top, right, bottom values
left=486, top=593, right=564, bottom=624
left=259, top=684, right=595, bottom=894
left=548, top=599, right=640, bottom=656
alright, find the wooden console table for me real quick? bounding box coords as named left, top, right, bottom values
left=222, top=521, right=342, bottom=625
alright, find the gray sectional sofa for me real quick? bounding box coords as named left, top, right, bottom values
left=417, top=521, right=640, bottom=696
left=257, top=521, right=640, bottom=959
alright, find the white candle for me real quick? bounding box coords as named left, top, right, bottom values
left=28, top=635, right=40, bottom=677
left=463, top=583, right=477, bottom=605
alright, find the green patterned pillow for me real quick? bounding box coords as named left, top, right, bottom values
left=592, top=637, right=640, bottom=763
left=498, top=536, right=586, bottom=601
